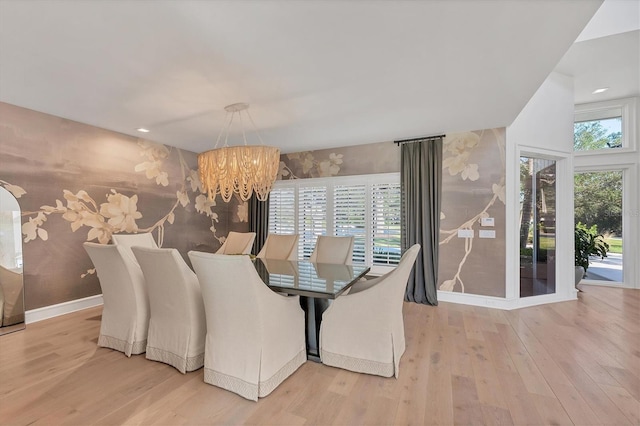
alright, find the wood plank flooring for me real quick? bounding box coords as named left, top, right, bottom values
left=0, top=285, right=638, bottom=425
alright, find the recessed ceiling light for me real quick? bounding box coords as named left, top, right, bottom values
left=592, top=87, right=609, bottom=94
left=136, top=128, right=150, bottom=133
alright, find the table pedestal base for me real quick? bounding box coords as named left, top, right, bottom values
left=300, top=296, right=330, bottom=362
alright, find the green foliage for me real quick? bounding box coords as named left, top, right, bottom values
left=575, top=223, right=609, bottom=271
left=574, top=171, right=622, bottom=235
left=605, top=238, right=622, bottom=254
left=574, top=119, right=621, bottom=151
left=520, top=247, right=533, bottom=257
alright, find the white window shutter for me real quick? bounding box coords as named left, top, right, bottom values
left=371, top=182, right=402, bottom=265
left=334, top=184, right=367, bottom=264
left=269, top=173, right=401, bottom=267
left=268, top=187, right=296, bottom=235
left=297, top=186, right=327, bottom=259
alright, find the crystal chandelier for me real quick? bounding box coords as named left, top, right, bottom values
left=198, top=103, right=280, bottom=203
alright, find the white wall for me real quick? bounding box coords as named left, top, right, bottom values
left=505, top=72, right=578, bottom=307
left=438, top=72, right=578, bottom=310
left=507, top=72, right=575, bottom=152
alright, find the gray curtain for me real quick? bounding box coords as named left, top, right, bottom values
left=401, top=138, right=443, bottom=305
left=248, top=194, right=269, bottom=255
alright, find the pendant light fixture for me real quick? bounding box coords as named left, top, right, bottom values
left=198, top=103, right=280, bottom=202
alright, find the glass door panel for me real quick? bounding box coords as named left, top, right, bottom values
left=520, top=157, right=556, bottom=297
left=574, top=171, right=623, bottom=282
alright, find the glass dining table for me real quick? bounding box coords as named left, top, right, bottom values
left=253, top=258, right=370, bottom=361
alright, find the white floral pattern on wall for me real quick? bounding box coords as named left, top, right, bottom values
left=8, top=125, right=504, bottom=300
left=442, top=132, right=481, bottom=181
left=0, top=180, right=26, bottom=200
left=20, top=142, right=235, bottom=243
left=278, top=131, right=506, bottom=298
left=0, top=101, right=248, bottom=309
left=277, top=141, right=401, bottom=180
left=438, top=129, right=506, bottom=296
left=15, top=140, right=251, bottom=278
left=278, top=151, right=344, bottom=180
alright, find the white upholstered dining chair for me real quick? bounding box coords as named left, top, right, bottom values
left=256, top=233, right=299, bottom=261
left=216, top=231, right=256, bottom=255
left=132, top=247, right=206, bottom=374
left=308, top=235, right=354, bottom=264
left=83, top=242, right=149, bottom=357
left=188, top=251, right=306, bottom=401
left=319, top=244, right=421, bottom=378
left=111, top=232, right=158, bottom=264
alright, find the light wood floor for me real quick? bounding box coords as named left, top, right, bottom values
left=0, top=285, right=638, bottom=425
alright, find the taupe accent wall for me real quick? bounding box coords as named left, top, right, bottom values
left=279, top=129, right=506, bottom=297
left=0, top=99, right=507, bottom=309
left=0, top=102, right=247, bottom=310
left=439, top=129, right=506, bottom=297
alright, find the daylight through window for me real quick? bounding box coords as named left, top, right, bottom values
left=268, top=173, right=401, bottom=270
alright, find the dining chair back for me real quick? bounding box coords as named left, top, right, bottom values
left=132, top=246, right=206, bottom=373
left=83, top=242, right=149, bottom=356
left=309, top=235, right=354, bottom=264
left=256, top=233, right=299, bottom=260
left=216, top=231, right=256, bottom=255
left=189, top=250, right=306, bottom=401
left=319, top=244, right=421, bottom=378
left=111, top=233, right=158, bottom=265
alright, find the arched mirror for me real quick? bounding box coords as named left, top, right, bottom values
left=0, top=186, right=25, bottom=335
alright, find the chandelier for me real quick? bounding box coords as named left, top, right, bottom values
left=198, top=103, right=280, bottom=203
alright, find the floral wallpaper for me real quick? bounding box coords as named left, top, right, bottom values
left=0, top=102, right=247, bottom=310
left=439, top=129, right=506, bottom=297
left=278, top=141, right=399, bottom=179
left=278, top=129, right=506, bottom=297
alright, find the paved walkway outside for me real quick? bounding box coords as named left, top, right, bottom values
left=585, top=252, right=623, bottom=282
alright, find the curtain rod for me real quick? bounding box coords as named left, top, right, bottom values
left=394, top=134, right=446, bottom=145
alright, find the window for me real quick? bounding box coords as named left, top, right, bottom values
left=268, top=186, right=295, bottom=234
left=334, top=183, right=367, bottom=264
left=371, top=183, right=402, bottom=265
left=268, top=173, right=401, bottom=271
left=297, top=186, right=327, bottom=259
left=574, top=115, right=622, bottom=151
left=574, top=98, right=636, bottom=152
left=573, top=97, right=636, bottom=288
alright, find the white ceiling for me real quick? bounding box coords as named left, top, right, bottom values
left=0, top=0, right=604, bottom=154
left=555, top=0, right=640, bottom=105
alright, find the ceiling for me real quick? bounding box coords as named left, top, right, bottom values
left=555, top=0, right=640, bottom=105
left=0, top=0, right=606, bottom=154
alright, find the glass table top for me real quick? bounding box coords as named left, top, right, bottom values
left=253, top=258, right=370, bottom=299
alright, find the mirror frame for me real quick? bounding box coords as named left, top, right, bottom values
left=0, top=186, right=25, bottom=335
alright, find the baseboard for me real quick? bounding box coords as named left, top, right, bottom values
left=437, top=291, right=515, bottom=309
left=579, top=280, right=632, bottom=289
left=25, top=294, right=103, bottom=324
left=437, top=290, right=577, bottom=310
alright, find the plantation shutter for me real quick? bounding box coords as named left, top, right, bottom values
left=268, top=187, right=295, bottom=235
left=334, top=184, right=367, bottom=264
left=269, top=173, right=401, bottom=270
left=298, top=186, right=327, bottom=259
left=371, top=182, right=402, bottom=265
